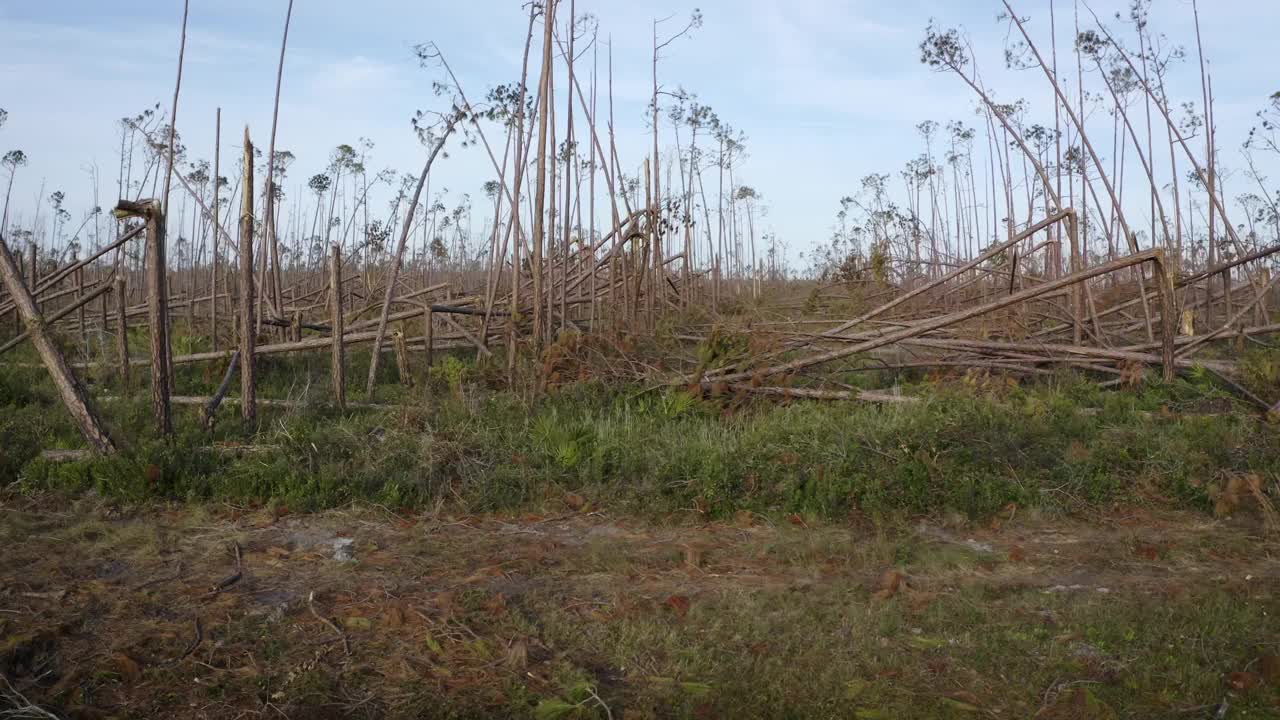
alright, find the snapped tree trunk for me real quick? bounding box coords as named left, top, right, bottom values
left=239, top=128, right=257, bottom=424
left=0, top=233, right=116, bottom=454
left=364, top=116, right=457, bottom=398
left=113, top=199, right=172, bottom=437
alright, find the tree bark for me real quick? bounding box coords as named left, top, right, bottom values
left=113, top=199, right=172, bottom=436
left=239, top=128, right=257, bottom=424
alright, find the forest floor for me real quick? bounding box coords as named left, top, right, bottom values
left=2, top=495, right=1278, bottom=719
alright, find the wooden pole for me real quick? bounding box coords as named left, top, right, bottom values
left=330, top=243, right=345, bottom=410
left=239, top=128, right=257, bottom=424
left=0, top=234, right=116, bottom=454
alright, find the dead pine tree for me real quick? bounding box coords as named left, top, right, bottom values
left=113, top=199, right=172, bottom=437
left=530, top=0, right=557, bottom=352
left=239, top=128, right=257, bottom=424
left=210, top=108, right=221, bottom=350
left=330, top=243, right=345, bottom=410
left=364, top=102, right=460, bottom=399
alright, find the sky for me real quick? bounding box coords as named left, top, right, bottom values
left=1, top=0, right=1277, bottom=268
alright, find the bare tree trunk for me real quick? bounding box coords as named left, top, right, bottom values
left=0, top=233, right=116, bottom=454
left=263, top=0, right=295, bottom=324
left=239, top=129, right=257, bottom=424
left=115, top=275, right=130, bottom=387
left=530, top=0, right=556, bottom=352
left=200, top=351, right=239, bottom=430
left=330, top=244, right=345, bottom=410
left=211, top=111, right=221, bottom=350
left=393, top=329, right=413, bottom=387
left=74, top=253, right=86, bottom=348
left=114, top=200, right=173, bottom=436
left=364, top=117, right=457, bottom=398
left=561, top=0, right=577, bottom=335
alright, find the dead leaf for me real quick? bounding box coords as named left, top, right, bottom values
left=1227, top=671, right=1263, bottom=691
left=943, top=690, right=981, bottom=711
left=665, top=595, right=691, bottom=618
left=787, top=513, right=809, bottom=529
left=113, top=653, right=142, bottom=683
left=266, top=546, right=290, bottom=558
left=563, top=493, right=586, bottom=511
left=874, top=569, right=906, bottom=599
left=1008, top=546, right=1027, bottom=562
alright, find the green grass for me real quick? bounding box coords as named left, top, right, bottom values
left=4, top=329, right=1280, bottom=520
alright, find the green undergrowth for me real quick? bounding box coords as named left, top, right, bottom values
left=3, top=339, right=1280, bottom=520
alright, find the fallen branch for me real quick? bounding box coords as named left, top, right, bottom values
left=728, top=384, right=919, bottom=404
left=209, top=541, right=242, bottom=594
left=162, top=617, right=204, bottom=666
left=308, top=591, right=351, bottom=657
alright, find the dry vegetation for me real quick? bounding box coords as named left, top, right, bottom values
left=3, top=0, right=1280, bottom=717
left=1, top=498, right=1278, bottom=718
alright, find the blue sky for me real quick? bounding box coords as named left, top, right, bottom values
left=1, top=0, right=1276, bottom=265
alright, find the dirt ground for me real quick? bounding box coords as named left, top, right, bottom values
left=2, top=495, right=1278, bottom=719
